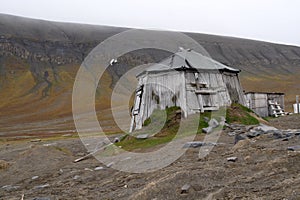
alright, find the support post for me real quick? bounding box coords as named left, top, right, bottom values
left=297, top=95, right=299, bottom=114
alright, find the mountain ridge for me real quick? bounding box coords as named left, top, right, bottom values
left=0, top=13, right=299, bottom=136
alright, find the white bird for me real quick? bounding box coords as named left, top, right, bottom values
left=110, top=59, right=118, bottom=65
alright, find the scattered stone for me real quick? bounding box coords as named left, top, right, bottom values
left=183, top=142, right=217, bottom=148
left=113, top=137, right=120, bottom=143
left=94, top=166, right=104, bottom=171
left=31, top=139, right=42, bottom=143
left=245, top=125, right=256, bottom=131
left=244, top=156, right=251, bottom=162
left=107, top=162, right=114, bottom=168
left=181, top=184, right=191, bottom=194
left=84, top=168, right=93, bottom=172
left=1, top=185, right=20, bottom=191
left=32, top=197, right=51, bottom=200
left=202, top=127, right=213, bottom=134
left=220, top=116, right=226, bottom=122
left=62, top=134, right=72, bottom=137
left=31, top=176, right=39, bottom=180
left=227, top=157, right=238, bottom=162
left=246, top=131, right=261, bottom=138
left=234, top=134, right=246, bottom=144
left=73, top=175, right=80, bottom=180
left=273, top=131, right=284, bottom=139
left=287, top=145, right=300, bottom=151
left=208, top=118, right=219, bottom=128
left=232, top=139, right=251, bottom=151
left=227, top=132, right=236, bottom=137
left=124, top=184, right=128, bottom=188
left=256, top=124, right=278, bottom=133
left=76, top=152, right=85, bottom=157
left=224, top=123, right=231, bottom=128
left=203, top=117, right=210, bottom=123
left=43, top=143, right=57, bottom=147
left=34, top=184, right=50, bottom=189
left=136, top=134, right=149, bottom=139
left=0, top=160, right=10, bottom=170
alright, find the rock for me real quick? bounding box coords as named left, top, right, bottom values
left=32, top=197, right=51, bottom=200
left=0, top=160, right=10, bottom=170
left=227, top=157, right=238, bottom=162
left=31, top=176, right=39, bottom=180
left=246, top=131, right=261, bottom=138
left=256, top=124, right=278, bottom=133
left=31, top=139, right=42, bottom=143
left=287, top=145, right=300, bottom=151
left=220, top=116, right=226, bottom=122
left=273, top=131, right=284, bottom=139
left=203, top=117, right=210, bottom=123
left=136, top=134, right=149, bottom=139
left=107, top=162, right=114, bottom=168
left=245, top=125, right=256, bottom=131
left=183, top=142, right=217, bottom=148
left=224, top=123, right=231, bottom=128
left=62, top=134, right=72, bottom=137
left=76, top=152, right=85, bottom=157
left=1, top=185, right=20, bottom=191
left=227, top=132, right=236, bottom=137
left=234, top=134, right=246, bottom=144
left=43, top=143, right=57, bottom=147
left=181, top=184, right=191, bottom=194
left=232, top=139, right=251, bottom=152
left=244, top=156, right=251, bottom=162
left=202, top=127, right=213, bottom=134
left=208, top=118, right=219, bottom=128
left=94, top=166, right=104, bottom=171
left=33, top=184, right=50, bottom=189
left=113, top=137, right=120, bottom=143
left=84, top=168, right=93, bottom=171
left=73, top=175, right=80, bottom=180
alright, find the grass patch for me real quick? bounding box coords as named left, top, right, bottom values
left=226, top=103, right=259, bottom=125
left=117, top=104, right=259, bottom=152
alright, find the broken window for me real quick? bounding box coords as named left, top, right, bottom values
left=133, top=85, right=144, bottom=115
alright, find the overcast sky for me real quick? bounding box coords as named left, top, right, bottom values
left=1, top=0, right=300, bottom=46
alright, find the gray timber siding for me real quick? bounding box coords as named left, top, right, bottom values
left=245, top=92, right=285, bottom=117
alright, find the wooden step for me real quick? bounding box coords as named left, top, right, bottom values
left=195, top=89, right=217, bottom=94
left=203, top=106, right=219, bottom=111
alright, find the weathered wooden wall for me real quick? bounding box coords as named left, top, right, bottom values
left=134, top=71, right=185, bottom=130
left=132, top=70, right=246, bottom=131
left=245, top=92, right=285, bottom=117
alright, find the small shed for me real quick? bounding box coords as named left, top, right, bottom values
left=245, top=92, right=285, bottom=117
left=130, top=48, right=246, bottom=132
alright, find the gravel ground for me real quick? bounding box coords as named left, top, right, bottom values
left=0, top=115, right=300, bottom=200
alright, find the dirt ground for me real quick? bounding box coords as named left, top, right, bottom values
left=0, top=115, right=299, bottom=200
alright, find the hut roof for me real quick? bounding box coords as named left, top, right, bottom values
left=138, top=49, right=240, bottom=76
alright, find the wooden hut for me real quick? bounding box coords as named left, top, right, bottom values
left=245, top=92, right=285, bottom=117
left=130, top=48, right=246, bottom=132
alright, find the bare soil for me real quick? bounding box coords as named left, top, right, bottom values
left=0, top=115, right=299, bottom=200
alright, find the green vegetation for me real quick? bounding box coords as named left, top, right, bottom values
left=226, top=103, right=259, bottom=125
left=117, top=104, right=259, bottom=152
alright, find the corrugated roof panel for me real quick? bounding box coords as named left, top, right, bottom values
left=141, top=49, right=240, bottom=74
